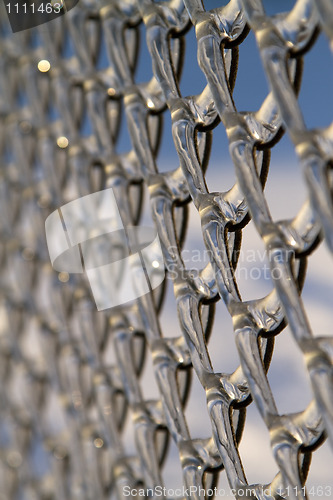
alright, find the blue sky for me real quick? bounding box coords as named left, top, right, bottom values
left=119, top=0, right=333, bottom=169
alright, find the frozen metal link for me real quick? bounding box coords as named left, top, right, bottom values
left=0, top=1, right=332, bottom=500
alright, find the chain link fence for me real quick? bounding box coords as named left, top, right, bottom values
left=0, top=0, right=333, bottom=499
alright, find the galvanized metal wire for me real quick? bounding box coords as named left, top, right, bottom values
left=0, top=1, right=333, bottom=499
